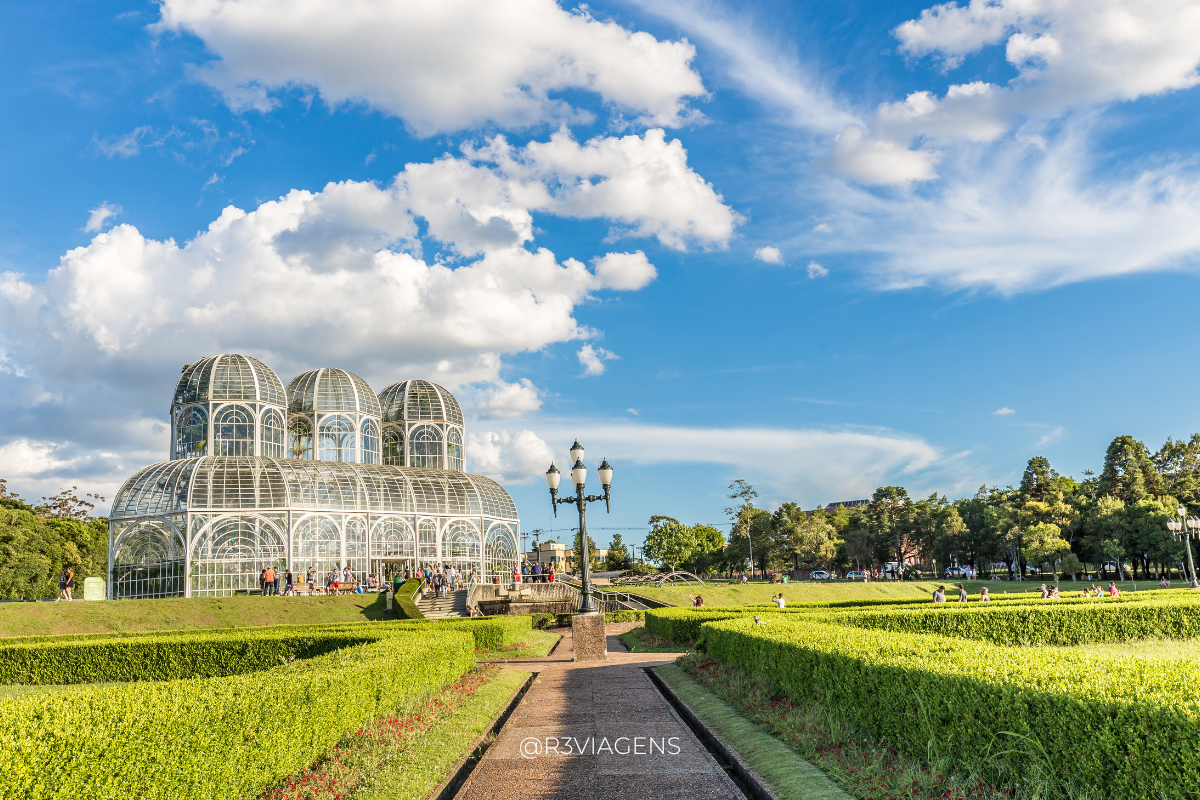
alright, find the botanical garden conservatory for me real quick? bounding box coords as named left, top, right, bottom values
left=107, top=354, right=520, bottom=599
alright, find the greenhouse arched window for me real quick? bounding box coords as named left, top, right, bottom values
left=383, top=427, right=404, bottom=466
left=360, top=419, right=380, bottom=464
left=175, top=405, right=208, bottom=459
left=214, top=405, right=254, bottom=456
left=319, top=415, right=356, bottom=462
left=446, top=427, right=464, bottom=471
left=261, top=408, right=285, bottom=458
left=288, top=416, right=313, bottom=460
left=410, top=424, right=443, bottom=469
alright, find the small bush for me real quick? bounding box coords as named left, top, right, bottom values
left=393, top=615, right=532, bottom=649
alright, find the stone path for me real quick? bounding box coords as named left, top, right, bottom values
left=456, top=628, right=743, bottom=800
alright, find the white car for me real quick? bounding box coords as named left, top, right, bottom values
left=809, top=570, right=832, bottom=580
left=845, top=570, right=866, bottom=580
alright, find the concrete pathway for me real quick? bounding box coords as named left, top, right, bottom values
left=457, top=628, right=743, bottom=800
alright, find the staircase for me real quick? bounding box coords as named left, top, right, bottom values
left=417, top=588, right=469, bottom=619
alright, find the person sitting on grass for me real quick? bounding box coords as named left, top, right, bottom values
left=1039, top=583, right=1049, bottom=599
left=980, top=586, right=991, bottom=601
left=933, top=585, right=946, bottom=603
left=1160, top=576, right=1172, bottom=588
left=957, top=584, right=968, bottom=602
left=1108, top=581, right=1120, bottom=597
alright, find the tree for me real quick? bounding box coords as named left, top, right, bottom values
left=0, top=504, right=109, bottom=599
left=789, top=514, right=840, bottom=573
left=33, top=486, right=105, bottom=521
left=725, top=480, right=761, bottom=578
left=868, top=486, right=912, bottom=577
left=1023, top=522, right=1070, bottom=577
left=604, top=533, right=632, bottom=571
left=1019, top=456, right=1059, bottom=501
left=643, top=516, right=694, bottom=570
left=687, top=524, right=725, bottom=575
left=570, top=530, right=600, bottom=572
left=1099, top=435, right=1164, bottom=504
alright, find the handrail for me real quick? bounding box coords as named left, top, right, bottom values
left=409, top=578, right=426, bottom=604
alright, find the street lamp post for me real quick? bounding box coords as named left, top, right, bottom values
left=1167, top=504, right=1200, bottom=589
left=546, top=440, right=613, bottom=614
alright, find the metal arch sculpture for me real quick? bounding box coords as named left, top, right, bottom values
left=611, top=570, right=706, bottom=588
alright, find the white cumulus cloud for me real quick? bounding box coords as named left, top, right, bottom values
left=578, top=344, right=618, bottom=376
left=993, top=407, right=1015, bottom=415
left=467, top=429, right=555, bottom=484
left=155, top=0, right=707, bottom=135
left=468, top=378, right=544, bottom=419
left=754, top=246, right=783, bottom=264
left=591, top=251, right=657, bottom=291
left=827, top=125, right=941, bottom=187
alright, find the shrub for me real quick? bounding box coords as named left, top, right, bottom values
left=393, top=615, right=532, bottom=649
left=0, top=627, right=475, bottom=800
left=394, top=577, right=424, bottom=619
left=698, top=615, right=1200, bottom=800
left=531, top=613, right=555, bottom=630
left=552, top=610, right=646, bottom=627
left=830, top=595, right=1200, bottom=646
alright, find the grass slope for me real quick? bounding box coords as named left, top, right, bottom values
left=1069, top=638, right=1200, bottom=660
left=353, top=667, right=531, bottom=800
left=0, top=593, right=388, bottom=638
left=475, top=631, right=561, bottom=660
left=634, top=580, right=1175, bottom=607
left=655, top=663, right=850, bottom=800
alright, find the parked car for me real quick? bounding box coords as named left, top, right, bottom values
left=945, top=566, right=968, bottom=578
left=809, top=570, right=832, bottom=580
left=845, top=570, right=866, bottom=580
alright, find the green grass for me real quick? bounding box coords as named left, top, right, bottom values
left=474, top=631, right=561, bottom=659
left=1068, top=637, right=1200, bottom=660
left=352, top=667, right=531, bottom=800
left=655, top=663, right=850, bottom=800
left=618, top=625, right=693, bottom=653
left=633, top=579, right=1176, bottom=607
left=0, top=593, right=389, bottom=638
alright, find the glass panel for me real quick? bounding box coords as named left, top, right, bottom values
left=319, top=414, right=356, bottom=462
left=287, top=371, right=320, bottom=413
left=378, top=381, right=406, bottom=423
left=292, top=514, right=342, bottom=583
left=382, top=426, right=404, bottom=466
left=370, top=516, right=416, bottom=559
left=485, top=524, right=518, bottom=584
left=412, top=382, right=436, bottom=420
left=317, top=370, right=357, bottom=412
left=111, top=519, right=185, bottom=599
left=442, top=519, right=480, bottom=579
left=174, top=356, right=217, bottom=405
left=288, top=415, right=314, bottom=460
left=465, top=474, right=519, bottom=520
left=418, top=519, right=438, bottom=562
left=247, top=356, right=286, bottom=406
left=446, top=427, right=464, bottom=472
left=360, top=419, right=380, bottom=465
left=214, top=405, right=254, bottom=456
left=409, top=424, right=442, bottom=469
left=345, top=516, right=368, bottom=581
left=190, top=514, right=287, bottom=597
left=262, top=408, right=285, bottom=458
left=348, top=372, right=382, bottom=417
left=192, top=457, right=288, bottom=509
left=174, top=405, right=208, bottom=459
left=112, top=460, right=197, bottom=518
left=211, top=355, right=258, bottom=401
left=438, top=385, right=465, bottom=425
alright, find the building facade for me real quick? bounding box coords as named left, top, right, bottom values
left=109, top=355, right=520, bottom=599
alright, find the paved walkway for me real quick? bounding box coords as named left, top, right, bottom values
left=456, top=628, right=743, bottom=800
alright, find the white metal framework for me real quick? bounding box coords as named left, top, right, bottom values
left=116, top=355, right=518, bottom=599
left=377, top=380, right=466, bottom=471
left=109, top=456, right=520, bottom=598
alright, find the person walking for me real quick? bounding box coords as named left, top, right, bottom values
left=57, top=568, right=69, bottom=601
left=933, top=585, right=946, bottom=603
left=260, top=568, right=268, bottom=596
left=263, top=566, right=275, bottom=596
left=957, top=584, right=968, bottom=602
left=306, top=566, right=316, bottom=592
left=285, top=569, right=294, bottom=596
left=273, top=567, right=281, bottom=597
left=62, top=567, right=74, bottom=601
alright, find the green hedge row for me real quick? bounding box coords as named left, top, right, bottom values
left=0, top=627, right=377, bottom=685
left=0, top=627, right=475, bottom=800
left=830, top=596, right=1200, bottom=646
left=552, top=610, right=646, bottom=626
left=394, top=577, right=425, bottom=619
left=393, top=614, right=532, bottom=649
left=699, top=615, right=1200, bottom=800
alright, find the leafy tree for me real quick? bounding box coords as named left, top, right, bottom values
left=1019, top=456, right=1059, bottom=501
left=604, top=533, right=632, bottom=571
left=1099, top=435, right=1164, bottom=504
left=1023, top=522, right=1070, bottom=576
left=34, top=486, right=106, bottom=520
left=686, top=524, right=725, bottom=575
left=643, top=516, right=693, bottom=570
left=570, top=530, right=600, bottom=572
left=868, top=486, right=913, bottom=577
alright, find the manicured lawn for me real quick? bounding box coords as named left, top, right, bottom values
left=632, top=579, right=1175, bottom=607
left=474, top=630, right=561, bottom=660
left=618, top=626, right=692, bottom=653
left=0, top=593, right=389, bottom=638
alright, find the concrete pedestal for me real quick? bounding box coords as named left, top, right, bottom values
left=571, top=611, right=607, bottom=661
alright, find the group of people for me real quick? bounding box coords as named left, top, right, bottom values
left=256, top=566, right=375, bottom=596
left=932, top=580, right=1123, bottom=602
left=518, top=561, right=556, bottom=583
left=56, top=567, right=74, bottom=600
left=414, top=563, right=473, bottom=597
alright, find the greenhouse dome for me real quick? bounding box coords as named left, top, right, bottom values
left=171, top=354, right=289, bottom=460
left=377, top=380, right=465, bottom=471
left=109, top=358, right=519, bottom=600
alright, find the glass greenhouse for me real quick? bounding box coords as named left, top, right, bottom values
left=109, top=355, right=520, bottom=599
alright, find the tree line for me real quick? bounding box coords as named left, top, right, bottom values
left=640, top=433, right=1200, bottom=581
left=0, top=480, right=109, bottom=599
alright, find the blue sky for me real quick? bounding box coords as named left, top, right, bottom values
left=3, top=0, right=1200, bottom=553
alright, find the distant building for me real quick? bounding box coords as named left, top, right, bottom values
left=804, top=499, right=869, bottom=518
left=525, top=542, right=608, bottom=572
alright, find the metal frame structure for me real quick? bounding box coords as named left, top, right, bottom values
left=112, top=355, right=519, bottom=599
left=610, top=570, right=706, bottom=588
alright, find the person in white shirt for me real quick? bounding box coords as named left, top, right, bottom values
left=773, top=594, right=786, bottom=609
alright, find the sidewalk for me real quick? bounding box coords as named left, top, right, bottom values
left=456, top=627, right=743, bottom=800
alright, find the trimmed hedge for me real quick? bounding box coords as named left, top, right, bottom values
left=393, top=614, right=532, bottom=649
left=395, top=577, right=425, bottom=619
left=831, top=595, right=1200, bottom=646
left=0, top=626, right=475, bottom=800
left=699, top=615, right=1200, bottom=800
left=553, top=610, right=646, bottom=627
left=0, top=627, right=374, bottom=685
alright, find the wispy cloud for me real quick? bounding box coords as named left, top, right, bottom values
left=993, top=407, right=1015, bottom=415
left=84, top=203, right=120, bottom=232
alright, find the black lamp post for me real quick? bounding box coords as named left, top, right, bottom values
left=546, top=439, right=613, bottom=614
